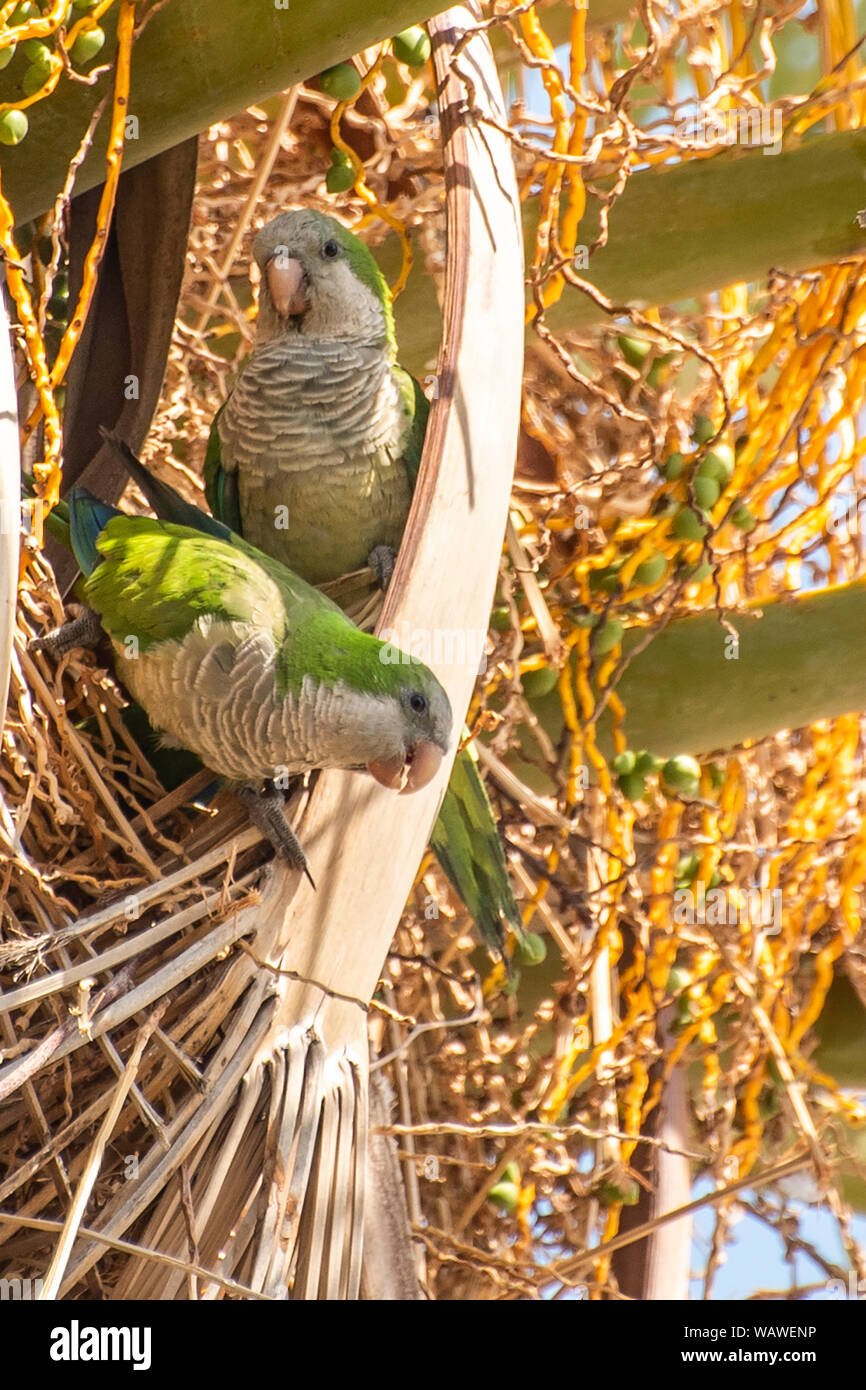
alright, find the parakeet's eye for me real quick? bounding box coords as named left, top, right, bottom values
left=408, top=691, right=429, bottom=716
left=321, top=239, right=341, bottom=260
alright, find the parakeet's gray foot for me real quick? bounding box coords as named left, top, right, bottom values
left=238, top=783, right=315, bottom=889
left=30, top=606, right=103, bottom=655
left=368, top=544, right=398, bottom=593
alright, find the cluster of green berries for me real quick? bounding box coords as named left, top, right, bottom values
left=615, top=335, right=758, bottom=539
left=317, top=28, right=431, bottom=194
left=617, top=332, right=677, bottom=390
left=660, top=413, right=756, bottom=540
left=317, top=26, right=431, bottom=103
left=325, top=146, right=353, bottom=194
left=0, top=0, right=105, bottom=146
left=612, top=749, right=701, bottom=803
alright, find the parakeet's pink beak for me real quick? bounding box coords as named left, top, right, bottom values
left=367, top=739, right=444, bottom=795
left=267, top=256, right=309, bottom=318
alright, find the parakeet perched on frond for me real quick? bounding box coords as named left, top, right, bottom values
left=205, top=209, right=426, bottom=588
left=34, top=437, right=452, bottom=880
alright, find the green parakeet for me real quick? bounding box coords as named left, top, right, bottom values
left=205, top=209, right=425, bottom=587
left=202, top=209, right=531, bottom=960
left=37, top=442, right=452, bottom=879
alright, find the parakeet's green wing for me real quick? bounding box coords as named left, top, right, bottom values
left=396, top=367, right=430, bottom=491
left=84, top=516, right=289, bottom=653
left=80, top=508, right=398, bottom=707
left=204, top=400, right=243, bottom=535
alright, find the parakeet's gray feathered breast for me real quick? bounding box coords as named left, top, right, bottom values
left=217, top=335, right=413, bottom=584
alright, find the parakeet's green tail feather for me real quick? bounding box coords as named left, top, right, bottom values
left=429, top=743, right=525, bottom=961
left=67, top=488, right=122, bottom=576
left=99, top=429, right=236, bottom=543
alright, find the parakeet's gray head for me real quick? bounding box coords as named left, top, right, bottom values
left=252, top=209, right=394, bottom=348
left=362, top=657, right=453, bottom=796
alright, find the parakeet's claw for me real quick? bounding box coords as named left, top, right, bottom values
left=367, top=544, right=398, bottom=593
left=30, top=606, right=103, bottom=655
left=238, top=783, right=316, bottom=889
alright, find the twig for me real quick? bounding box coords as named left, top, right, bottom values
left=39, top=1002, right=166, bottom=1298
